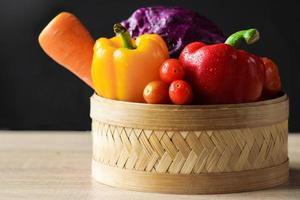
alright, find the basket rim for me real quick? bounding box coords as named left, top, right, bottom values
left=90, top=93, right=289, bottom=131
left=91, top=92, right=288, bottom=110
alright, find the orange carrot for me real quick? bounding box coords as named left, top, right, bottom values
left=39, top=12, right=94, bottom=87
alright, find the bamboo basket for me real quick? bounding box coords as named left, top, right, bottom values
left=90, top=93, right=289, bottom=194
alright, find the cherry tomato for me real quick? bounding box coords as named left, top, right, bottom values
left=261, top=57, right=281, bottom=98
left=169, top=80, right=193, bottom=105
left=143, top=81, right=170, bottom=104
left=160, top=59, right=185, bottom=83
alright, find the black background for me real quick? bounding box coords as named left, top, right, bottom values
left=0, top=0, right=299, bottom=131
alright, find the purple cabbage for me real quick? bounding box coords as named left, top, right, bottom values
left=121, top=6, right=225, bottom=57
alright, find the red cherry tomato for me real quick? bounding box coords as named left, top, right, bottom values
left=143, top=81, right=170, bottom=104
left=169, top=80, right=193, bottom=105
left=261, top=57, right=281, bottom=98
left=160, top=59, right=185, bottom=83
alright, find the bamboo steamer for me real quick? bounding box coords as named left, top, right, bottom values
left=90, top=93, right=289, bottom=194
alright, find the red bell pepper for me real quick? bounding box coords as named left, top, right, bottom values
left=180, top=29, right=265, bottom=104
left=261, top=57, right=282, bottom=98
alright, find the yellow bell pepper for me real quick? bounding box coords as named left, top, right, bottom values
left=91, top=23, right=169, bottom=102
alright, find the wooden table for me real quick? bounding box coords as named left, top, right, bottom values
left=0, top=131, right=299, bottom=200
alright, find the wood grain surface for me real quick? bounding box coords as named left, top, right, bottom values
left=0, top=131, right=299, bottom=200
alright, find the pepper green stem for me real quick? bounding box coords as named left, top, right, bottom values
left=225, top=29, right=260, bottom=48
left=113, top=23, right=136, bottom=49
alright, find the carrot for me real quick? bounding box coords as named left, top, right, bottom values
left=39, top=12, right=94, bottom=87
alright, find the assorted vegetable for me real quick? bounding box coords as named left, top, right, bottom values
left=121, top=6, right=225, bottom=57
left=39, top=8, right=283, bottom=106
left=261, top=57, right=282, bottom=98
left=180, top=29, right=265, bottom=104
left=144, top=58, right=193, bottom=105
left=91, top=23, right=168, bottom=102
left=169, top=80, right=193, bottom=105
left=39, top=12, right=94, bottom=87
left=160, top=59, right=185, bottom=84
left=143, top=81, right=170, bottom=104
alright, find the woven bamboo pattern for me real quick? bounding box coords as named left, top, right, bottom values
left=92, top=120, right=288, bottom=174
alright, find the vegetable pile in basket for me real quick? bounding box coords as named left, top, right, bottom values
left=39, top=6, right=282, bottom=105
